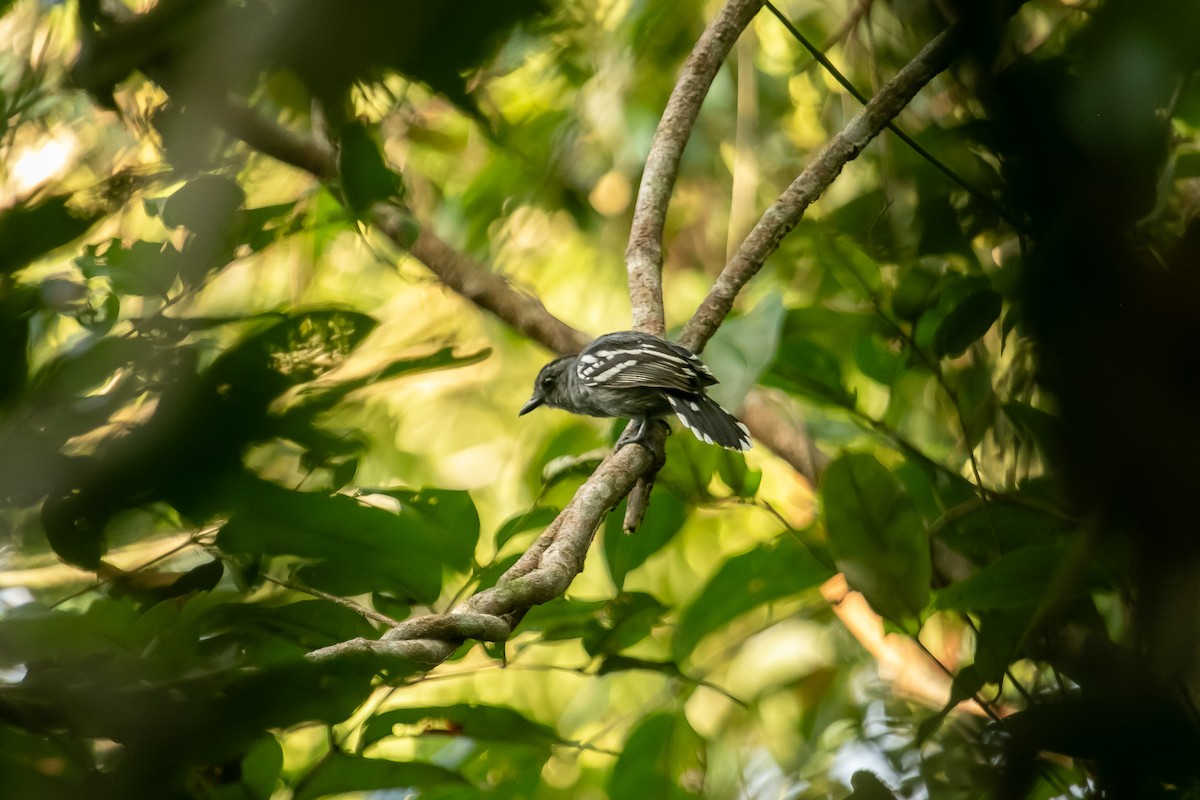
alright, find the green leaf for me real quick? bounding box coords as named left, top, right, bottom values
left=208, top=309, right=378, bottom=388
left=604, top=489, right=688, bottom=590
left=359, top=487, right=479, bottom=573
left=160, top=174, right=246, bottom=236
left=700, top=294, right=786, bottom=409
left=934, top=545, right=1077, bottom=610
left=1002, top=401, right=1062, bottom=462
left=240, top=735, right=283, bottom=800
left=915, top=663, right=986, bottom=744
left=582, top=592, right=669, bottom=657
left=891, top=263, right=942, bottom=321
left=82, top=239, right=181, bottom=297
left=338, top=122, right=404, bottom=214
left=817, top=232, right=883, bottom=298
left=0, top=195, right=98, bottom=275
left=293, top=753, right=466, bottom=800
left=217, top=482, right=470, bottom=601
left=823, top=454, right=931, bottom=624
left=202, top=599, right=379, bottom=650
left=360, top=704, right=562, bottom=752
left=596, top=655, right=683, bottom=677
left=715, top=449, right=761, bottom=498
left=493, top=506, right=559, bottom=550
left=673, top=535, right=834, bottom=662
left=608, top=712, right=705, bottom=800
left=518, top=596, right=606, bottom=642
left=853, top=333, right=906, bottom=386
left=847, top=770, right=901, bottom=800
left=915, top=274, right=1001, bottom=358
left=763, top=338, right=855, bottom=408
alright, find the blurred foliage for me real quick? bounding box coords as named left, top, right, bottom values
left=0, top=0, right=1199, bottom=798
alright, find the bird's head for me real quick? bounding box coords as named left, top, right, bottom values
left=519, top=356, right=573, bottom=415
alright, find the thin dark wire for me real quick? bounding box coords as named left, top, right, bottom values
left=764, top=1, right=1028, bottom=234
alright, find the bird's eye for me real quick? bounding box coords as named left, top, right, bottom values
left=540, top=375, right=556, bottom=390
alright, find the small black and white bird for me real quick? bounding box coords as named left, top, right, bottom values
left=519, top=331, right=751, bottom=451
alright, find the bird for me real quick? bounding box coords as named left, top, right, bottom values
left=519, top=331, right=751, bottom=451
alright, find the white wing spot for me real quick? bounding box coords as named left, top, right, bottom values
left=580, top=354, right=599, bottom=364
left=688, top=401, right=700, bottom=411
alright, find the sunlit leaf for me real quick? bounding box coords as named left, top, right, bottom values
left=673, top=535, right=833, bottom=661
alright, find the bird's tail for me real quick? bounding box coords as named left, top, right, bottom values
left=666, top=394, right=751, bottom=451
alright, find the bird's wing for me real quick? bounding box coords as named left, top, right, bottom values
left=576, top=332, right=716, bottom=390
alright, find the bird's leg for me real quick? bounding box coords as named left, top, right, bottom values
left=616, top=418, right=670, bottom=452
left=616, top=418, right=648, bottom=450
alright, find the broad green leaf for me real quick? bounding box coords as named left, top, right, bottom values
left=202, top=599, right=379, bottom=651
left=934, top=545, right=1078, bottom=610
left=493, top=506, right=559, bottom=550
left=915, top=663, right=986, bottom=744
left=360, top=704, right=562, bottom=752
left=914, top=274, right=1001, bottom=358
left=891, top=263, right=942, bottom=321
left=293, top=753, right=466, bottom=800
left=604, top=489, right=688, bottom=590
left=673, top=535, right=834, bottom=662
left=217, top=482, right=465, bottom=601
left=208, top=310, right=378, bottom=388
left=701, top=294, right=786, bottom=409
left=597, top=655, right=683, bottom=677
left=823, top=454, right=931, bottom=624
left=360, top=487, right=479, bottom=573
left=338, top=122, right=404, bottom=214
left=518, top=596, right=606, bottom=642
left=608, top=712, right=705, bottom=800
left=582, top=592, right=669, bottom=657
left=160, top=174, right=246, bottom=237
left=934, top=502, right=1073, bottom=565
left=847, top=770, right=902, bottom=800
left=715, top=448, right=762, bottom=498
left=0, top=195, right=98, bottom=275
left=853, top=333, right=906, bottom=386
left=80, top=239, right=181, bottom=297
left=817, top=232, right=883, bottom=298
left=763, top=338, right=855, bottom=408
left=1003, top=401, right=1063, bottom=462
left=240, top=735, right=283, bottom=800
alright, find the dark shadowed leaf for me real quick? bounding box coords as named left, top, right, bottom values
left=608, top=712, right=705, bottom=800
left=823, top=453, right=930, bottom=624
left=847, top=770, right=901, bottom=800
left=934, top=545, right=1079, bottom=610
left=338, top=122, right=404, bottom=214
left=360, top=703, right=563, bottom=752
left=582, top=592, right=669, bottom=657
left=518, top=596, right=606, bottom=642
left=0, top=195, right=98, bottom=275
left=217, top=481, right=469, bottom=601
left=293, top=752, right=466, bottom=800
left=604, top=489, right=688, bottom=590
left=915, top=274, right=1001, bottom=358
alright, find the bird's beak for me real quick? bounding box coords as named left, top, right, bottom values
left=519, top=392, right=544, bottom=416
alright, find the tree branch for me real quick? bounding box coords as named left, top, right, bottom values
left=679, top=24, right=966, bottom=353
left=307, top=443, right=656, bottom=665
left=625, top=0, right=765, bottom=336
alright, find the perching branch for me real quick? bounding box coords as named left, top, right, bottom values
left=307, top=442, right=658, bottom=664
left=679, top=23, right=966, bottom=353
left=625, top=0, right=765, bottom=337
